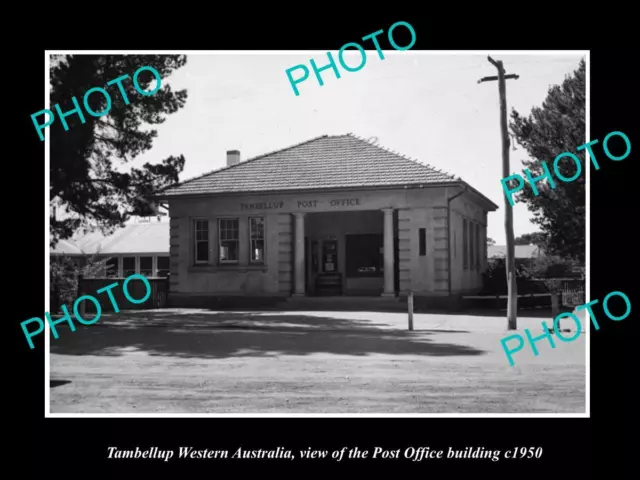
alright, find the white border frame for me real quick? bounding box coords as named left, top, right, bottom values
left=44, top=50, right=589, bottom=418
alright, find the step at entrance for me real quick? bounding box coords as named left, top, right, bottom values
left=314, top=273, right=343, bottom=296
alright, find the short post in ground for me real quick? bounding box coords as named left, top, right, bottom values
left=408, top=291, right=414, bottom=331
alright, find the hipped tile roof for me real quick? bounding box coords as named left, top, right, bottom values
left=159, top=133, right=462, bottom=197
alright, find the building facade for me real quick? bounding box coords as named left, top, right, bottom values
left=50, top=215, right=171, bottom=279
left=157, top=134, right=498, bottom=306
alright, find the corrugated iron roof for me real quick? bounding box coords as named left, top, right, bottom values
left=50, top=220, right=169, bottom=256
left=51, top=239, right=84, bottom=255
left=488, top=244, right=543, bottom=259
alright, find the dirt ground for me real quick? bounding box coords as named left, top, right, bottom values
left=48, top=309, right=587, bottom=414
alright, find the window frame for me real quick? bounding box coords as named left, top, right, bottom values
left=454, top=231, right=457, bottom=258
left=105, top=256, right=120, bottom=278
left=193, top=218, right=210, bottom=265
left=470, top=221, right=475, bottom=268
left=475, top=223, right=481, bottom=269
left=218, top=217, right=240, bottom=264
left=248, top=216, right=266, bottom=264
left=122, top=255, right=137, bottom=277
left=483, top=225, right=488, bottom=266
left=418, top=227, right=426, bottom=257
left=463, top=218, right=468, bottom=270
left=139, top=255, right=154, bottom=277
left=156, top=255, right=170, bottom=277
left=345, top=233, right=384, bottom=278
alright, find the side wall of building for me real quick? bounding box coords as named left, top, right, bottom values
left=396, top=200, right=450, bottom=297
left=449, top=192, right=488, bottom=295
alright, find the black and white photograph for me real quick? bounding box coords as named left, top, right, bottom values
left=45, top=50, right=588, bottom=415
left=14, top=10, right=638, bottom=476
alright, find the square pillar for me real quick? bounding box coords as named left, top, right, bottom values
left=381, top=207, right=395, bottom=296
left=293, top=212, right=306, bottom=296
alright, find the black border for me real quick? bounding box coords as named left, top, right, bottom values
left=13, top=10, right=635, bottom=476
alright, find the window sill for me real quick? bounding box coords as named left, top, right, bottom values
left=188, top=264, right=268, bottom=273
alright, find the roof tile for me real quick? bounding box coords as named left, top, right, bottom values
left=160, top=134, right=459, bottom=197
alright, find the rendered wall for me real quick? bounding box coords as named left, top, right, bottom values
left=448, top=192, right=488, bottom=295
left=166, top=186, right=487, bottom=301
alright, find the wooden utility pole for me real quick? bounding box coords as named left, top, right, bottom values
left=478, top=56, right=519, bottom=330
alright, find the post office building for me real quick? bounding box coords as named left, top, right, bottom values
left=156, top=134, right=498, bottom=307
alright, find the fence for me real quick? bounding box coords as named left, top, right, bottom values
left=561, top=279, right=585, bottom=307
left=477, top=277, right=550, bottom=296
left=462, top=293, right=552, bottom=311
left=462, top=277, right=585, bottom=312
left=77, top=276, right=169, bottom=313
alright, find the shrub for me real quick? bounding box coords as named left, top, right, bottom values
left=526, top=255, right=584, bottom=293
left=50, top=251, right=110, bottom=313
left=480, top=257, right=551, bottom=295
left=527, top=254, right=581, bottom=278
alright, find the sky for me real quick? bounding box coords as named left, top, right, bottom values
left=132, top=52, right=585, bottom=244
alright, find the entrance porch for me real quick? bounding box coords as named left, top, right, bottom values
left=292, top=209, right=399, bottom=297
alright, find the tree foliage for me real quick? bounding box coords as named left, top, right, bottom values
left=526, top=254, right=582, bottom=279
left=481, top=254, right=582, bottom=295
left=50, top=250, right=110, bottom=313
left=480, top=257, right=546, bottom=295
left=525, top=254, right=584, bottom=293
left=514, top=232, right=546, bottom=246
left=49, top=55, right=188, bottom=247
left=509, top=58, right=585, bottom=262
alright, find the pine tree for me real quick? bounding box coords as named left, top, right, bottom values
left=509, top=58, right=586, bottom=262
left=49, top=54, right=188, bottom=247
